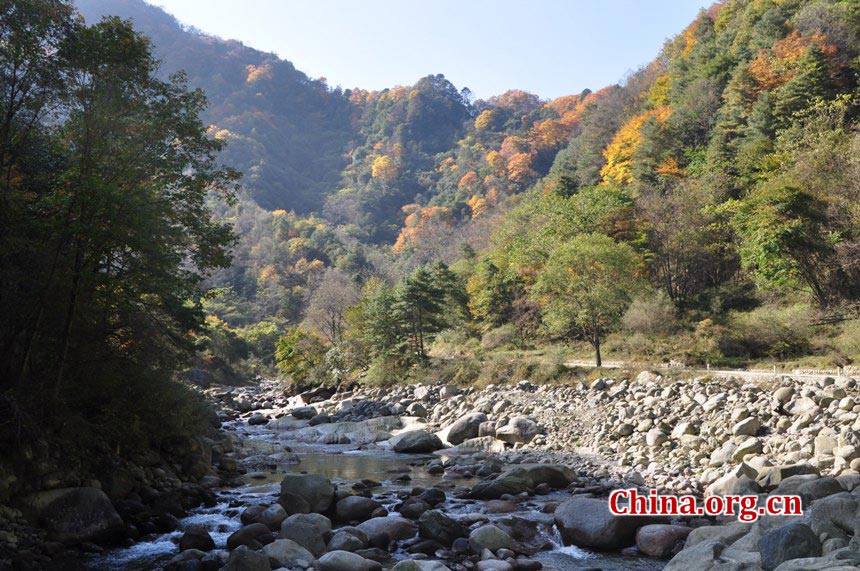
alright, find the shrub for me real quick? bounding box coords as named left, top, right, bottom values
left=481, top=324, right=518, bottom=350
left=724, top=304, right=814, bottom=359
left=622, top=292, right=679, bottom=336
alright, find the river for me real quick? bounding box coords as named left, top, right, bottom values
left=86, top=417, right=665, bottom=570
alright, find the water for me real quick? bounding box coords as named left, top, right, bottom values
left=88, top=422, right=667, bottom=570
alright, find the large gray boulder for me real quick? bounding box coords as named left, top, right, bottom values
left=356, top=516, right=418, bottom=541
left=336, top=496, right=382, bottom=523
left=221, top=546, right=272, bottom=571
left=758, top=523, right=821, bottom=570
left=418, top=510, right=465, bottom=546
left=554, top=497, right=662, bottom=550
left=635, top=524, right=693, bottom=558
left=20, top=487, right=124, bottom=545
left=446, top=413, right=487, bottom=445
left=261, top=538, right=315, bottom=568
left=663, top=539, right=761, bottom=570
left=318, top=550, right=380, bottom=571
left=468, top=524, right=511, bottom=554
left=501, top=464, right=573, bottom=489
left=279, top=519, right=327, bottom=557
left=278, top=473, right=334, bottom=514
left=391, top=430, right=444, bottom=453
left=495, top=417, right=540, bottom=444
left=470, top=475, right=531, bottom=500
left=179, top=524, right=215, bottom=552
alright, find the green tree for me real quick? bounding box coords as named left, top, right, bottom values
left=731, top=183, right=833, bottom=307
left=275, top=328, right=326, bottom=385
left=392, top=267, right=448, bottom=360
left=467, top=259, right=516, bottom=328
left=2, top=13, right=237, bottom=402
left=533, top=234, right=641, bottom=366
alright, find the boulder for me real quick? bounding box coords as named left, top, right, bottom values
left=635, top=524, right=692, bottom=558
left=501, top=465, right=573, bottom=489
left=227, top=522, right=272, bottom=550
left=554, top=497, right=661, bottom=550
left=258, top=504, right=287, bottom=530
left=663, top=539, right=761, bottom=570
left=261, top=538, right=315, bottom=568
left=391, top=430, right=444, bottom=453
left=20, top=487, right=124, bottom=545
left=495, top=417, right=540, bottom=445
left=468, top=524, right=512, bottom=554
left=336, top=496, right=382, bottom=523
left=329, top=530, right=366, bottom=551
left=292, top=406, right=318, bottom=419
left=446, top=413, right=488, bottom=445
left=279, top=519, right=327, bottom=557
left=758, top=523, right=821, bottom=570
left=470, top=475, right=531, bottom=500
left=179, top=524, right=215, bottom=552
left=733, top=417, right=761, bottom=437
left=418, top=510, right=465, bottom=545
left=278, top=474, right=334, bottom=514
left=357, top=516, right=418, bottom=541
left=391, top=561, right=452, bottom=571
left=221, top=546, right=272, bottom=571
left=318, top=550, right=380, bottom=571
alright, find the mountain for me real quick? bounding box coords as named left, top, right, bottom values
left=77, top=0, right=354, bottom=213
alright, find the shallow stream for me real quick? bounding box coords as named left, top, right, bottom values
left=88, top=421, right=665, bottom=570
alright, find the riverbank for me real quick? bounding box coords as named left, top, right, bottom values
left=6, top=369, right=860, bottom=570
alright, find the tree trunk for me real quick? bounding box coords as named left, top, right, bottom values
left=593, top=338, right=602, bottom=368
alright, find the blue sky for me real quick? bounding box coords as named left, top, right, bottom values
left=151, top=0, right=709, bottom=100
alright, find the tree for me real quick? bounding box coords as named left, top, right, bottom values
left=392, top=267, right=448, bottom=360
left=2, top=14, right=237, bottom=399
left=467, top=259, right=516, bottom=328
left=532, top=234, right=641, bottom=366
left=303, top=268, right=361, bottom=344
left=731, top=183, right=833, bottom=307
left=275, top=328, right=326, bottom=386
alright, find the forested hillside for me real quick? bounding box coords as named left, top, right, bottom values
left=76, top=0, right=353, bottom=213
left=69, top=0, right=860, bottom=389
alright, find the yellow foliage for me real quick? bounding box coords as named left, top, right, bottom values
left=656, top=157, right=684, bottom=178
left=474, top=109, right=496, bottom=130
left=531, top=119, right=572, bottom=150
left=499, top=136, right=528, bottom=158
left=258, top=264, right=279, bottom=285
left=467, top=195, right=489, bottom=218
left=600, top=106, right=671, bottom=185
left=458, top=171, right=480, bottom=191
left=507, top=152, right=536, bottom=183
left=438, top=157, right=457, bottom=172
left=245, top=64, right=272, bottom=84
left=272, top=209, right=287, bottom=217
left=648, top=75, right=671, bottom=107
left=392, top=206, right=453, bottom=254
left=371, top=155, right=398, bottom=181
left=486, top=150, right=506, bottom=174
left=681, top=22, right=698, bottom=58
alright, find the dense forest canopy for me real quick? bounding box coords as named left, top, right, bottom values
left=75, top=0, right=860, bottom=385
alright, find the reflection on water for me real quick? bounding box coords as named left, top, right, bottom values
left=283, top=449, right=439, bottom=486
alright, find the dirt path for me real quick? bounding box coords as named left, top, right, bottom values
left=563, top=359, right=852, bottom=383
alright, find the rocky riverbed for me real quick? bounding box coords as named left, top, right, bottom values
left=6, top=371, right=860, bottom=570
